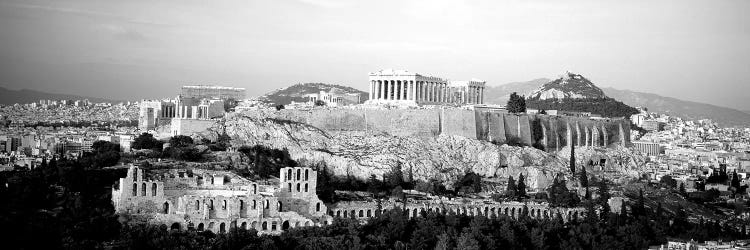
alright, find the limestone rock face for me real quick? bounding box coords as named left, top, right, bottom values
left=210, top=112, right=644, bottom=190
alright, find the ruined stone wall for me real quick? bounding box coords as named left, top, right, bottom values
left=240, top=109, right=631, bottom=152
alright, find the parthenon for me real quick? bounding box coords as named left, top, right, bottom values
left=367, top=69, right=486, bottom=105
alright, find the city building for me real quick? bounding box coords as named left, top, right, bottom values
left=366, top=69, right=486, bottom=105
left=633, top=141, right=663, bottom=156
left=181, top=85, right=246, bottom=100
left=305, top=91, right=361, bottom=106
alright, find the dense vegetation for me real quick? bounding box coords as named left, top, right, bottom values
left=526, top=97, right=639, bottom=118
left=506, top=92, right=526, bottom=113
left=1, top=144, right=748, bottom=249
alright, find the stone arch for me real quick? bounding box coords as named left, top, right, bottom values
left=262, top=221, right=268, bottom=231
left=171, top=222, right=181, bottom=231
left=484, top=207, right=489, bottom=216
left=336, top=210, right=341, bottom=217
left=296, top=169, right=301, bottom=180
left=504, top=207, right=509, bottom=215
left=141, top=183, right=146, bottom=196
left=413, top=208, right=418, bottom=217
left=162, top=202, right=169, bottom=214
left=219, top=223, right=226, bottom=233
left=188, top=222, right=195, bottom=231
left=132, top=183, right=137, bottom=196
left=241, top=221, right=247, bottom=230
left=198, top=223, right=205, bottom=231
left=282, top=221, right=290, bottom=230
left=511, top=207, right=516, bottom=217
left=350, top=210, right=355, bottom=218
left=251, top=221, right=258, bottom=230
left=343, top=210, right=347, bottom=218
left=151, top=183, right=157, bottom=196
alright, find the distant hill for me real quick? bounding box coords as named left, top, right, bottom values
left=0, top=86, right=122, bottom=105
left=258, top=83, right=368, bottom=105
left=602, top=87, right=750, bottom=127
left=483, top=77, right=750, bottom=127
left=484, top=78, right=548, bottom=105
left=524, top=72, right=638, bottom=118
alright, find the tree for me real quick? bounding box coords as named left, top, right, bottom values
left=679, top=183, right=687, bottom=196
left=596, top=181, right=611, bottom=218
left=506, top=176, right=517, bottom=198
left=659, top=175, right=677, bottom=189
left=730, top=170, right=741, bottom=191
left=580, top=167, right=590, bottom=199
left=131, top=133, right=163, bottom=150
left=570, top=143, right=576, bottom=174
left=517, top=173, right=527, bottom=199
left=169, top=135, right=194, bottom=148
left=507, top=92, right=526, bottom=113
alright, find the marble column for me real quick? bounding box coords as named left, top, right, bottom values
left=402, top=80, right=408, bottom=100
left=411, top=81, right=416, bottom=101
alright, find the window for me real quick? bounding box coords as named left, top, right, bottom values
left=287, top=169, right=292, bottom=180
left=288, top=183, right=292, bottom=192
left=210, top=200, right=214, bottom=210
left=296, top=183, right=300, bottom=192
left=141, top=183, right=146, bottom=196
left=265, top=200, right=269, bottom=209
left=240, top=200, right=244, bottom=210
left=132, top=183, right=137, bottom=196
left=316, top=202, right=320, bottom=212
left=222, top=200, right=227, bottom=210
left=253, top=200, right=257, bottom=209
left=133, top=169, right=137, bottom=180
left=296, top=169, right=301, bottom=180
left=305, top=170, right=309, bottom=181
left=195, top=200, right=200, bottom=210
left=151, top=183, right=157, bottom=196
left=304, top=183, right=308, bottom=192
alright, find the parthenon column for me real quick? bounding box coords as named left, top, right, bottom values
left=369, top=81, right=373, bottom=100
left=402, top=81, right=408, bottom=100
left=378, top=81, right=383, bottom=99
left=411, top=81, right=416, bottom=101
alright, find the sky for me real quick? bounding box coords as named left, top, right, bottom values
left=0, top=0, right=748, bottom=109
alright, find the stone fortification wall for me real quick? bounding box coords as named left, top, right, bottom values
left=240, top=108, right=630, bottom=152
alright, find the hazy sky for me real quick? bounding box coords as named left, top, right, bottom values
left=0, top=0, right=748, bottom=109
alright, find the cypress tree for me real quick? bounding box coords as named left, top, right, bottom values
left=517, top=173, right=527, bottom=199
left=506, top=176, right=517, bottom=198
left=570, top=143, right=576, bottom=174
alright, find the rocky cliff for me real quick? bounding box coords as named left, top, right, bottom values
left=198, top=112, right=646, bottom=190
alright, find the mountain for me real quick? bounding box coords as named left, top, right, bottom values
left=602, top=87, right=750, bottom=127
left=527, top=72, right=607, bottom=100
left=483, top=77, right=750, bottom=127
left=0, top=86, right=122, bottom=105
left=524, top=72, right=639, bottom=118
left=484, top=78, right=548, bottom=105
left=258, top=83, right=368, bottom=105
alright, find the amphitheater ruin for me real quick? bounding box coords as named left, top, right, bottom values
left=113, top=165, right=589, bottom=234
